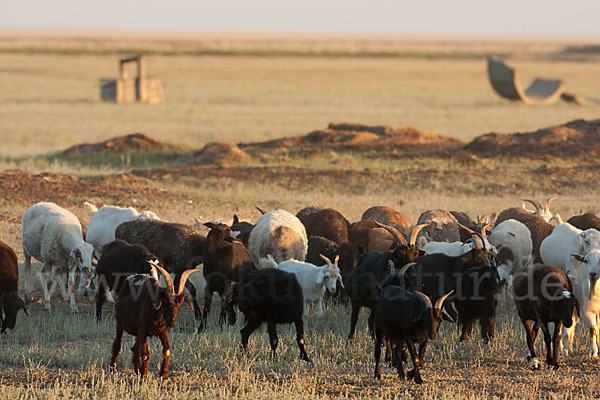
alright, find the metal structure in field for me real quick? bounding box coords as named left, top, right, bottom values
left=487, top=56, right=565, bottom=105
left=100, top=55, right=164, bottom=104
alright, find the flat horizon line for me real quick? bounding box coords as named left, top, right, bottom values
left=1, top=28, right=599, bottom=43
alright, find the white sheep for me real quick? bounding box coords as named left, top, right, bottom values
left=22, top=202, right=95, bottom=312
left=248, top=210, right=308, bottom=267
left=83, top=201, right=160, bottom=258
left=261, top=254, right=343, bottom=320
left=488, top=219, right=533, bottom=284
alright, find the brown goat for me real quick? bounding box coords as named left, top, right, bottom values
left=361, top=206, right=412, bottom=237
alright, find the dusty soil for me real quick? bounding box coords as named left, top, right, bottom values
left=240, top=123, right=463, bottom=152
left=61, top=133, right=168, bottom=156
left=191, top=142, right=253, bottom=166
left=463, top=118, right=600, bottom=159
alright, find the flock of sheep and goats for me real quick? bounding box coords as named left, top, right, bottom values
left=1, top=197, right=600, bottom=384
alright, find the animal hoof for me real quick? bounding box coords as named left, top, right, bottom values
left=160, top=373, right=169, bottom=379
left=414, top=376, right=423, bottom=384
left=374, top=373, right=381, bottom=380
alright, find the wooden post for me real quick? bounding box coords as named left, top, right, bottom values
left=137, top=56, right=147, bottom=102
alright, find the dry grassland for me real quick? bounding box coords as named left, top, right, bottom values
left=1, top=31, right=600, bottom=399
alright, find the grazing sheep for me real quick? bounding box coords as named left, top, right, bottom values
left=421, top=224, right=497, bottom=258
left=296, top=208, right=350, bottom=244
left=495, top=207, right=555, bottom=263
left=110, top=264, right=199, bottom=378
left=22, top=202, right=95, bottom=312
left=0, top=240, right=28, bottom=333
left=223, top=268, right=311, bottom=362
left=361, top=206, right=412, bottom=237
left=568, top=213, right=600, bottom=231
left=115, top=219, right=206, bottom=321
left=248, top=210, right=308, bottom=267
left=348, top=220, right=405, bottom=254
left=83, top=202, right=160, bottom=259
left=415, top=209, right=461, bottom=248
left=512, top=265, right=579, bottom=370
left=200, top=222, right=255, bottom=332
left=95, top=239, right=161, bottom=321
left=488, top=219, right=533, bottom=283
left=262, top=254, right=343, bottom=321
left=374, top=289, right=453, bottom=383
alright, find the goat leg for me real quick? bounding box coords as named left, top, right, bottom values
left=294, top=319, right=311, bottom=363
left=405, top=339, right=423, bottom=384
left=373, top=325, right=383, bottom=380
left=110, top=325, right=123, bottom=372
left=392, top=340, right=406, bottom=380
left=240, top=319, right=262, bottom=354
left=140, top=340, right=150, bottom=377
left=521, top=319, right=540, bottom=370
left=551, top=322, right=562, bottom=370
left=348, top=304, right=360, bottom=341
left=159, top=331, right=171, bottom=378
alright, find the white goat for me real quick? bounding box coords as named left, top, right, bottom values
left=261, top=254, right=343, bottom=320
left=22, top=202, right=95, bottom=312
left=488, top=219, right=533, bottom=284
left=248, top=210, right=308, bottom=266
left=83, top=201, right=160, bottom=258
left=421, top=236, right=498, bottom=257
left=540, top=223, right=600, bottom=356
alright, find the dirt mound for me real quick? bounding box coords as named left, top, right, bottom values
left=191, top=142, right=253, bottom=166
left=241, top=123, right=462, bottom=152
left=62, top=133, right=167, bottom=156
left=463, top=119, right=600, bottom=159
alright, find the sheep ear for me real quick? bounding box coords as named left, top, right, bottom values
left=233, top=215, right=240, bottom=225
left=571, top=254, right=586, bottom=263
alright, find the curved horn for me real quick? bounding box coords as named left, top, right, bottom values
left=456, top=221, right=475, bottom=234
left=480, top=214, right=491, bottom=225
left=545, top=196, right=559, bottom=211
left=374, top=221, right=407, bottom=246
left=480, top=224, right=491, bottom=237
left=255, top=206, right=267, bottom=215
left=319, top=253, right=333, bottom=267
left=399, top=262, right=416, bottom=276
left=434, top=290, right=454, bottom=309
left=388, top=260, right=396, bottom=275
left=177, top=268, right=202, bottom=296
left=522, top=199, right=542, bottom=214
left=469, top=233, right=482, bottom=250
left=409, top=224, right=428, bottom=246
left=149, top=260, right=174, bottom=295
left=472, top=232, right=487, bottom=252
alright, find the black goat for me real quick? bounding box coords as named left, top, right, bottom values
left=403, top=237, right=501, bottom=342
left=512, top=265, right=579, bottom=370
left=95, top=239, right=161, bottom=321
left=568, top=212, right=600, bottom=231
left=0, top=240, right=27, bottom=333
left=223, top=268, right=311, bottom=362
left=115, top=219, right=205, bottom=321
left=374, top=288, right=453, bottom=383
left=199, top=222, right=255, bottom=333
left=345, top=224, right=426, bottom=340
left=231, top=215, right=254, bottom=247
left=110, top=264, right=199, bottom=378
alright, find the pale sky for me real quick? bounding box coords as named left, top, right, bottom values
left=2, top=0, right=599, bottom=37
